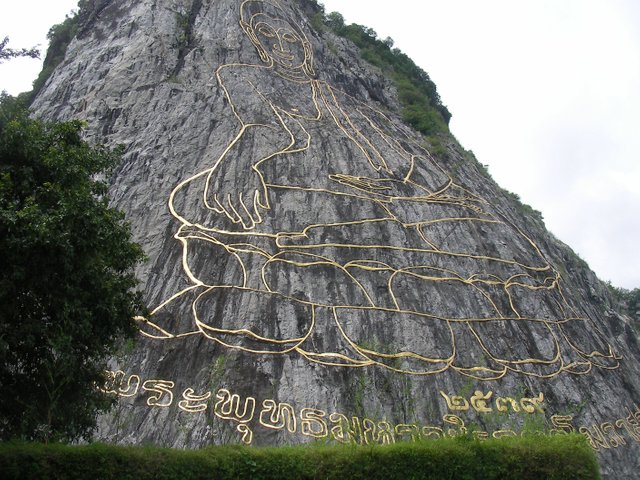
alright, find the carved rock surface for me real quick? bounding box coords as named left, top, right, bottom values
left=32, top=0, right=639, bottom=477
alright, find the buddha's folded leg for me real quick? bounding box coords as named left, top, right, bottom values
left=295, top=306, right=373, bottom=367
left=135, top=285, right=209, bottom=339
left=332, top=307, right=456, bottom=375
left=193, top=286, right=314, bottom=353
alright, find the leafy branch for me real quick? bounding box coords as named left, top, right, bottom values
left=0, top=36, right=40, bottom=63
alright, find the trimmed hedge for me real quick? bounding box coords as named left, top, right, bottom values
left=0, top=434, right=599, bottom=480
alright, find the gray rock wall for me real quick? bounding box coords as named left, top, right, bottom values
left=32, top=0, right=640, bottom=477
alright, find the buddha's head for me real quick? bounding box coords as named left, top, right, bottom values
left=240, top=0, right=315, bottom=77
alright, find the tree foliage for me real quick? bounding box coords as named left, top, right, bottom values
left=0, top=37, right=40, bottom=63
left=0, top=94, right=145, bottom=442
left=31, top=13, right=80, bottom=98
left=608, top=284, right=640, bottom=320
left=312, top=5, right=451, bottom=135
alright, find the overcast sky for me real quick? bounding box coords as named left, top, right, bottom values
left=1, top=0, right=638, bottom=289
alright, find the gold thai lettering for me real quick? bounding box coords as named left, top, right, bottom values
left=442, top=390, right=544, bottom=414
left=214, top=388, right=256, bottom=423
left=375, top=421, right=395, bottom=445
left=178, top=388, right=212, bottom=413
left=443, top=414, right=467, bottom=437
left=259, top=399, right=297, bottom=432
left=615, top=406, right=640, bottom=442
left=422, top=425, right=444, bottom=440
left=550, top=415, right=575, bottom=435
left=237, top=424, right=253, bottom=445
left=395, top=424, right=420, bottom=442
left=470, top=390, right=493, bottom=413
left=101, top=370, right=122, bottom=394
left=495, top=396, right=520, bottom=413
left=579, top=424, right=610, bottom=451
left=300, top=408, right=328, bottom=438
left=142, top=379, right=175, bottom=407
left=103, top=370, right=140, bottom=397
left=361, top=418, right=376, bottom=445
left=439, top=391, right=469, bottom=411
left=117, top=374, right=141, bottom=397
left=601, top=422, right=626, bottom=448
left=356, top=418, right=395, bottom=445
left=330, top=413, right=362, bottom=444
left=104, top=373, right=640, bottom=455
left=520, top=393, right=544, bottom=413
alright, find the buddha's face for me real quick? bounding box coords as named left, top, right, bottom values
left=250, top=14, right=308, bottom=70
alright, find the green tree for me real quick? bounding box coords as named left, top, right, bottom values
left=316, top=9, right=452, bottom=134
left=31, top=13, right=79, bottom=98
left=0, top=37, right=40, bottom=63
left=608, top=283, right=640, bottom=320
left=0, top=94, right=145, bottom=442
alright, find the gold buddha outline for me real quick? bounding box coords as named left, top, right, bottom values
left=135, top=0, right=620, bottom=381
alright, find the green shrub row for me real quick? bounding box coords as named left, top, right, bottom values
left=0, top=434, right=599, bottom=480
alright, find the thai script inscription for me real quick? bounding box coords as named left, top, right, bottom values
left=440, top=390, right=544, bottom=414
left=103, top=370, right=640, bottom=451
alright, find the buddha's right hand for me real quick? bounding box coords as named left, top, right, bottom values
left=204, top=163, right=270, bottom=230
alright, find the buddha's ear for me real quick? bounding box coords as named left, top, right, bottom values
left=302, top=39, right=315, bottom=77
left=240, top=20, right=271, bottom=64
left=239, top=19, right=252, bottom=37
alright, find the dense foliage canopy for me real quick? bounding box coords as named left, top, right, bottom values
left=0, top=95, right=145, bottom=442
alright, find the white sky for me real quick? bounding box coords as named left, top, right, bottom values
left=1, top=0, right=639, bottom=289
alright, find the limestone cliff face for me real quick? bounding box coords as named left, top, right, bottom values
left=32, top=0, right=639, bottom=477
